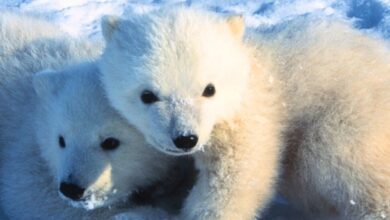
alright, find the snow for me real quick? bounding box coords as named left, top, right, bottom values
left=1, top=0, right=390, bottom=40
left=0, top=0, right=389, bottom=219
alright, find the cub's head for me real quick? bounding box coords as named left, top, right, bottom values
left=99, top=8, right=250, bottom=155
left=32, top=63, right=170, bottom=210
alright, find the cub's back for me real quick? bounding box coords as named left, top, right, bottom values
left=252, top=18, right=390, bottom=218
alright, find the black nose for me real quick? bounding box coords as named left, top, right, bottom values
left=173, top=135, right=198, bottom=150
left=59, top=182, right=85, bottom=201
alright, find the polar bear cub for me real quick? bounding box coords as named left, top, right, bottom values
left=99, top=8, right=283, bottom=220
left=99, top=7, right=390, bottom=220
left=0, top=13, right=176, bottom=219
left=99, top=9, right=252, bottom=155
left=1, top=63, right=174, bottom=219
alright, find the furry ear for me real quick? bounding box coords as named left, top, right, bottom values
left=101, top=15, right=120, bottom=41
left=226, top=15, right=245, bottom=40
left=33, top=69, right=66, bottom=98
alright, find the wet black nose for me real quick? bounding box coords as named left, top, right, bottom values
left=173, top=135, right=198, bottom=150
left=59, top=182, right=85, bottom=201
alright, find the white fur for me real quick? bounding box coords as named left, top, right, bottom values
left=250, top=19, right=390, bottom=219
left=100, top=8, right=390, bottom=220
left=99, top=8, right=283, bottom=220
left=99, top=8, right=251, bottom=155
left=0, top=13, right=176, bottom=219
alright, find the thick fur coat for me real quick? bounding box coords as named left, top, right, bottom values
left=99, top=8, right=390, bottom=219
left=251, top=19, right=390, bottom=219
left=0, top=13, right=185, bottom=219
left=99, top=8, right=284, bottom=220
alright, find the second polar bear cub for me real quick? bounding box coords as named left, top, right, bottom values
left=1, top=63, right=174, bottom=219
left=0, top=13, right=175, bottom=219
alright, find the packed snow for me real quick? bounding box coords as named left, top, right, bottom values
left=1, top=0, right=390, bottom=40
left=0, top=0, right=389, bottom=219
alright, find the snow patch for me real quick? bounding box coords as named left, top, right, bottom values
left=1, top=0, right=389, bottom=40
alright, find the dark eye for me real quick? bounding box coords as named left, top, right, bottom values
left=141, top=90, right=159, bottom=104
left=202, top=84, right=216, bottom=97
left=101, top=137, right=120, bottom=151
left=59, top=136, right=66, bottom=148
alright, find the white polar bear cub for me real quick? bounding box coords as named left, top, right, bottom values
left=0, top=13, right=174, bottom=219
left=99, top=8, right=283, bottom=220
left=99, top=8, right=252, bottom=155
left=99, top=7, right=390, bottom=220
left=1, top=64, right=172, bottom=219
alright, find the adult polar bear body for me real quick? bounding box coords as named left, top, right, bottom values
left=99, top=8, right=390, bottom=220
left=99, top=8, right=284, bottom=220
left=0, top=13, right=176, bottom=219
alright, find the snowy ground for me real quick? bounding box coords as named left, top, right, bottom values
left=1, top=0, right=390, bottom=41
left=0, top=0, right=389, bottom=219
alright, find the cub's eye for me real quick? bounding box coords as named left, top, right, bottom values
left=202, top=83, right=216, bottom=97
left=59, top=136, right=66, bottom=148
left=101, top=137, right=120, bottom=151
left=141, top=90, right=159, bottom=104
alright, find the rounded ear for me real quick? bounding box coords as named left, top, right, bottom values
left=101, top=15, right=120, bottom=42
left=33, top=69, right=66, bottom=98
left=226, top=15, right=245, bottom=40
